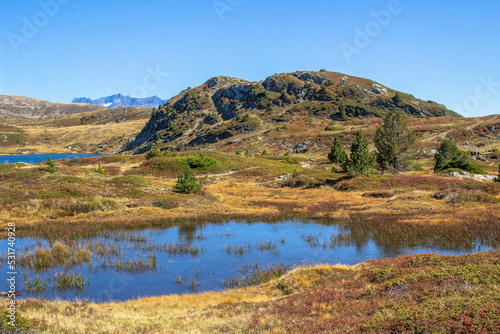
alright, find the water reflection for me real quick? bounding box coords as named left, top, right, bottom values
left=178, top=225, right=198, bottom=244
left=0, top=219, right=498, bottom=303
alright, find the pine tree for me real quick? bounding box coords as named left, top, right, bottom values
left=45, top=156, right=58, bottom=173
left=392, top=92, right=404, bottom=104
left=328, top=135, right=348, bottom=165
left=175, top=168, right=200, bottom=194
left=374, top=111, right=416, bottom=173
left=347, top=130, right=374, bottom=176
left=433, top=139, right=484, bottom=174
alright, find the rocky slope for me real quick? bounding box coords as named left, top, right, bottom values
left=121, top=71, right=460, bottom=154
left=72, top=94, right=167, bottom=109
left=0, top=95, right=105, bottom=119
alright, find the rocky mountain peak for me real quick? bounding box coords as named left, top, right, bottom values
left=120, top=70, right=460, bottom=154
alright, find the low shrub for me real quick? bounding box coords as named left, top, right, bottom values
left=282, top=156, right=299, bottom=164
left=180, top=154, right=218, bottom=169
left=146, top=148, right=177, bottom=159
left=152, top=199, right=176, bottom=210
left=110, top=175, right=150, bottom=187
left=70, top=199, right=121, bottom=214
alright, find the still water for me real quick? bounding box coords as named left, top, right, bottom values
left=0, top=220, right=495, bottom=303
left=0, top=153, right=105, bottom=164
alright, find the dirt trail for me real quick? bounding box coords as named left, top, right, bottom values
left=166, top=166, right=261, bottom=181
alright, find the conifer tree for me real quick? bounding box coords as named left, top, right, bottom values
left=328, top=135, right=348, bottom=165
left=374, top=111, right=416, bottom=173
left=346, top=130, right=374, bottom=176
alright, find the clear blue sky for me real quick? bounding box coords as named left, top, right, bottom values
left=1, top=0, right=499, bottom=117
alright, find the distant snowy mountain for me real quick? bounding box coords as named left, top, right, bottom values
left=72, top=94, right=167, bottom=109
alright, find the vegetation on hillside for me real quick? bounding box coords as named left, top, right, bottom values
left=374, top=110, right=416, bottom=172
left=434, top=139, right=485, bottom=174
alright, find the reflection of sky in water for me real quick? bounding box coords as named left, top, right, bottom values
left=0, top=153, right=105, bottom=164
left=0, top=220, right=496, bottom=303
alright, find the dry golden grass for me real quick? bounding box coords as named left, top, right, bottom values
left=4, top=264, right=359, bottom=334
left=1, top=165, right=499, bottom=237
left=0, top=119, right=147, bottom=154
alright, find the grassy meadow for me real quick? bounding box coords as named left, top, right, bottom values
left=0, top=136, right=499, bottom=333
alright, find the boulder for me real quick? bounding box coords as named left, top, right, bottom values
left=372, top=84, right=388, bottom=95
left=288, top=140, right=311, bottom=154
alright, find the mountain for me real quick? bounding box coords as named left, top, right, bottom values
left=72, top=94, right=167, bottom=109
left=0, top=94, right=106, bottom=119
left=121, top=71, right=460, bottom=154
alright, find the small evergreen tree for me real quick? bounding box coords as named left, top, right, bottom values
left=392, top=92, right=404, bottom=104
left=45, top=157, right=58, bottom=173
left=374, top=111, right=416, bottom=173
left=494, top=164, right=500, bottom=182
left=433, top=139, right=484, bottom=174
left=348, top=130, right=374, bottom=176
left=146, top=148, right=161, bottom=159
left=175, top=168, right=200, bottom=194
left=328, top=135, right=348, bottom=165
left=95, top=163, right=107, bottom=175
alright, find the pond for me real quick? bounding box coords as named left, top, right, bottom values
left=0, top=220, right=497, bottom=303
left=0, top=153, right=106, bottom=164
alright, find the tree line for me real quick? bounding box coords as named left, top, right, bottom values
left=328, top=111, right=493, bottom=177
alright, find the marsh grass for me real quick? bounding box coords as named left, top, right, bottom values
left=54, top=273, right=87, bottom=292
left=222, top=264, right=287, bottom=289
left=163, top=242, right=201, bottom=256
left=89, top=241, right=121, bottom=258
left=302, top=234, right=320, bottom=247
left=225, top=245, right=251, bottom=255
left=19, top=241, right=91, bottom=271
left=188, top=278, right=199, bottom=292
left=112, top=254, right=157, bottom=273
left=256, top=241, right=280, bottom=254
left=23, top=275, right=49, bottom=293
left=23, top=272, right=88, bottom=293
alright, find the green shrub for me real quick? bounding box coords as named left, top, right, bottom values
left=283, top=156, right=299, bottom=164
left=434, top=139, right=485, bottom=174
left=175, top=168, right=200, bottom=194
left=110, top=175, right=150, bottom=187
left=146, top=148, right=177, bottom=159
left=95, top=163, right=107, bottom=175
left=392, top=92, right=404, bottom=104
left=180, top=154, right=218, bottom=169
left=1, top=309, right=33, bottom=333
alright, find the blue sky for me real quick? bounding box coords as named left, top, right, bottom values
left=1, top=0, right=499, bottom=117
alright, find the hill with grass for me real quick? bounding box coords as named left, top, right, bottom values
left=0, top=106, right=151, bottom=154
left=0, top=94, right=106, bottom=119
left=122, top=71, right=461, bottom=154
